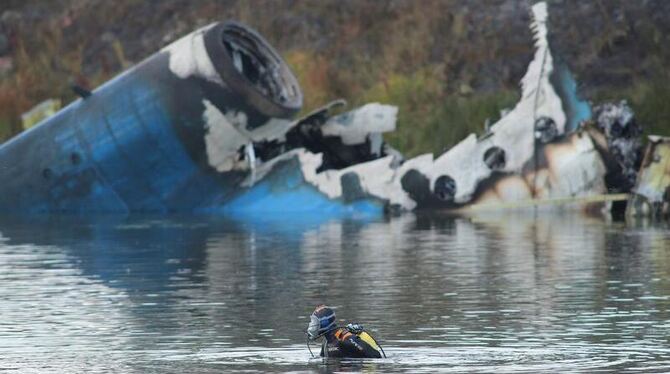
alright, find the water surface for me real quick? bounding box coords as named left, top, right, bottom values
left=1, top=213, right=669, bottom=373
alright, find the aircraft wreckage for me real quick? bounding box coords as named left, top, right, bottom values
left=0, top=2, right=667, bottom=217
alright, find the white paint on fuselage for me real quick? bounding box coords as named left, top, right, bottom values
left=201, top=2, right=605, bottom=212
left=162, top=23, right=222, bottom=84
left=426, top=2, right=566, bottom=202
left=202, top=100, right=250, bottom=172
left=321, top=103, right=398, bottom=145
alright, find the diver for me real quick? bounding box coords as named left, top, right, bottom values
left=306, top=304, right=386, bottom=359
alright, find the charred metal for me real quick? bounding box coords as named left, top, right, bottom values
left=0, top=2, right=667, bottom=219
left=626, top=136, right=670, bottom=219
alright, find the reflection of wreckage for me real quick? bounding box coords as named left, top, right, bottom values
left=0, top=2, right=667, bottom=217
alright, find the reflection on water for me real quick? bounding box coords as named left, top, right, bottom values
left=0, top=213, right=669, bottom=373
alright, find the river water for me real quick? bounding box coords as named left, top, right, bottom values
left=0, top=212, right=669, bottom=373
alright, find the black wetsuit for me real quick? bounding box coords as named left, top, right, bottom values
left=319, top=327, right=382, bottom=358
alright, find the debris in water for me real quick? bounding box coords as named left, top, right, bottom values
left=626, top=136, right=670, bottom=218
left=0, top=2, right=666, bottom=219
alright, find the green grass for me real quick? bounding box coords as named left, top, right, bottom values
left=352, top=68, right=517, bottom=157
left=386, top=90, right=518, bottom=157
left=0, top=119, right=12, bottom=142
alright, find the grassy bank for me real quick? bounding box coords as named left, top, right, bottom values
left=1, top=39, right=668, bottom=154
left=0, top=19, right=111, bottom=142
left=0, top=0, right=668, bottom=153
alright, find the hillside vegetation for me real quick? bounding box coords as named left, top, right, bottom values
left=1, top=0, right=668, bottom=155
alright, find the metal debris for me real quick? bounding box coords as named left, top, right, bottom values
left=626, top=136, right=670, bottom=218
left=0, top=2, right=666, bottom=219
left=20, top=99, right=61, bottom=129
left=592, top=100, right=643, bottom=192
left=0, top=21, right=303, bottom=213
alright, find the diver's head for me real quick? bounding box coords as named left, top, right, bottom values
left=307, top=305, right=337, bottom=340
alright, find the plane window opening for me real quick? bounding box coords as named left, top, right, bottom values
left=434, top=175, right=457, bottom=202
left=483, top=146, right=506, bottom=170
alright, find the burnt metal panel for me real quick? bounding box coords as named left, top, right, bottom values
left=626, top=136, right=670, bottom=218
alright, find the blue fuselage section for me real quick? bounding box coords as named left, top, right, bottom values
left=0, top=51, right=382, bottom=217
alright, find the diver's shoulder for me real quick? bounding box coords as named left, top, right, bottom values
left=333, top=327, right=354, bottom=341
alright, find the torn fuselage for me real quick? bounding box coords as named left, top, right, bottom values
left=0, top=3, right=660, bottom=217
left=231, top=1, right=646, bottom=216
left=0, top=21, right=303, bottom=213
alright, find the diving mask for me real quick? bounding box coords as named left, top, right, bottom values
left=307, top=314, right=320, bottom=340
left=307, top=305, right=336, bottom=340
